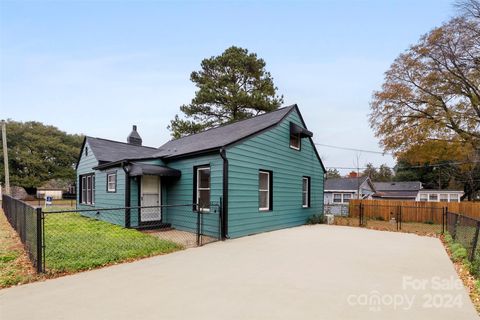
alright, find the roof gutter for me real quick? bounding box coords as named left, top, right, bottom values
left=219, top=148, right=229, bottom=240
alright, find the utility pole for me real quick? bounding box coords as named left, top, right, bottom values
left=1, top=120, right=10, bottom=195
left=355, top=153, right=361, bottom=199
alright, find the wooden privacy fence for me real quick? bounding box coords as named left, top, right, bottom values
left=349, top=199, right=480, bottom=224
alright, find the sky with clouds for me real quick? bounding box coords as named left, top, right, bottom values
left=0, top=0, right=455, bottom=174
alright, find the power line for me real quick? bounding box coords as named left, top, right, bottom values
left=314, top=143, right=394, bottom=156
left=326, top=160, right=480, bottom=171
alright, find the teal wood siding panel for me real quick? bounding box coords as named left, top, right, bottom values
left=226, top=110, right=325, bottom=238
left=76, top=141, right=127, bottom=226
left=164, top=154, right=223, bottom=235
left=80, top=168, right=126, bottom=226
left=76, top=141, right=97, bottom=207
left=130, top=177, right=139, bottom=227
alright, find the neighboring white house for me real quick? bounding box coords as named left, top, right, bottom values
left=372, top=181, right=464, bottom=202
left=324, top=176, right=376, bottom=204
left=372, top=181, right=422, bottom=201
left=416, top=189, right=464, bottom=203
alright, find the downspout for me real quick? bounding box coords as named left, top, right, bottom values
left=220, top=148, right=229, bottom=240
left=122, top=162, right=131, bottom=228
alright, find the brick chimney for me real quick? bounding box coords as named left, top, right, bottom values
left=127, top=125, right=142, bottom=146
left=348, top=171, right=358, bottom=178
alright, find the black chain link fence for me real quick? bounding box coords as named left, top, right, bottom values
left=2, top=194, right=221, bottom=274
left=42, top=203, right=221, bottom=273
left=446, top=211, right=480, bottom=262
left=2, top=194, right=42, bottom=272
left=342, top=202, right=444, bottom=234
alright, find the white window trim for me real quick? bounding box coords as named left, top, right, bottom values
left=333, top=193, right=343, bottom=203
left=419, top=194, right=428, bottom=202
left=107, top=173, right=116, bottom=192
left=439, top=193, right=449, bottom=202
left=259, top=171, right=270, bottom=211
left=196, top=167, right=210, bottom=213
left=428, top=193, right=439, bottom=202
left=81, top=174, right=95, bottom=205
left=81, top=176, right=87, bottom=204
left=449, top=194, right=460, bottom=202
left=331, top=193, right=353, bottom=204
left=302, top=177, right=309, bottom=208
left=290, top=133, right=301, bottom=150
left=86, top=175, right=92, bottom=204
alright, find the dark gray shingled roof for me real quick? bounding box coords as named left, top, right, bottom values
left=373, top=181, right=422, bottom=192
left=325, top=176, right=369, bottom=191
left=154, top=105, right=296, bottom=158
left=86, top=136, right=157, bottom=163
left=373, top=191, right=419, bottom=199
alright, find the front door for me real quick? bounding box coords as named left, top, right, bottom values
left=140, top=175, right=161, bottom=222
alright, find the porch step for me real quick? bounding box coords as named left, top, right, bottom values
left=135, top=223, right=172, bottom=231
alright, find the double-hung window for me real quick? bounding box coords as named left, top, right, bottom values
left=195, top=166, right=210, bottom=212
left=429, top=194, right=438, bottom=202
left=107, top=172, right=117, bottom=193
left=449, top=194, right=459, bottom=202
left=80, top=173, right=95, bottom=205
left=302, top=177, right=310, bottom=208
left=333, top=193, right=342, bottom=203
left=332, top=193, right=350, bottom=203
left=259, top=170, right=272, bottom=211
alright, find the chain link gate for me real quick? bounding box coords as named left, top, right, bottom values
left=356, top=202, right=445, bottom=234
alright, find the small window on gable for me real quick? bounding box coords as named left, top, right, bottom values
left=290, top=133, right=300, bottom=150
left=85, top=146, right=88, bottom=156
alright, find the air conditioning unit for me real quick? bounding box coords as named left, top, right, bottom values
left=325, top=214, right=334, bottom=225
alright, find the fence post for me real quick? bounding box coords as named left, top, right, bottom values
left=441, top=207, right=445, bottom=234
left=359, top=202, right=363, bottom=227
left=35, top=207, right=43, bottom=273
left=398, top=205, right=402, bottom=231
left=470, top=221, right=480, bottom=262
left=452, top=213, right=458, bottom=240
left=196, top=209, right=201, bottom=246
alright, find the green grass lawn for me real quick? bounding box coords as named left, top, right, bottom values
left=44, top=213, right=184, bottom=273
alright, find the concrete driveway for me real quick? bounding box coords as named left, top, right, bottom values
left=0, top=225, right=477, bottom=319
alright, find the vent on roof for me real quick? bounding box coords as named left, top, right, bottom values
left=127, top=125, right=142, bottom=146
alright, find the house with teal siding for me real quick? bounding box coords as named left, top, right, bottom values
left=76, top=105, right=325, bottom=238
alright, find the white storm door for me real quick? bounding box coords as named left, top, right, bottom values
left=141, top=175, right=161, bottom=222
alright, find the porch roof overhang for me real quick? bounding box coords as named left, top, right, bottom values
left=128, top=163, right=181, bottom=178
left=290, top=122, right=313, bottom=138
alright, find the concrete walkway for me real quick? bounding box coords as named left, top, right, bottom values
left=0, top=225, right=477, bottom=319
